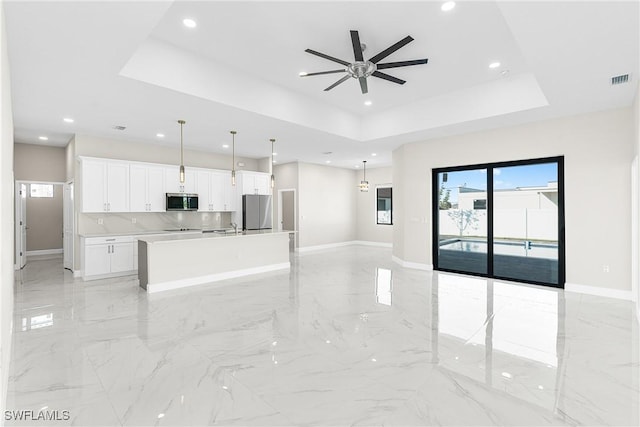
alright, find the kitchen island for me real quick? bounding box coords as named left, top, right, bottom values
left=137, top=231, right=290, bottom=293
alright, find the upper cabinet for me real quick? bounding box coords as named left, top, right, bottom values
left=80, top=156, right=251, bottom=214
left=130, top=164, right=165, bottom=212
left=164, top=166, right=196, bottom=194
left=238, top=171, right=271, bottom=195
left=81, top=158, right=129, bottom=213
left=195, top=169, right=237, bottom=212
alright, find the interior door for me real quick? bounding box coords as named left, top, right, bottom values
left=15, top=183, right=27, bottom=269
left=281, top=191, right=295, bottom=231
left=63, top=182, right=74, bottom=270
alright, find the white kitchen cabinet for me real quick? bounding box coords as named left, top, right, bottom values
left=164, top=166, right=196, bottom=194
left=196, top=170, right=237, bottom=212
left=196, top=170, right=212, bottom=211
left=238, top=171, right=271, bottom=195
left=81, top=158, right=130, bottom=212
left=82, top=236, right=134, bottom=280
left=81, top=159, right=130, bottom=212
left=130, top=164, right=166, bottom=212
left=212, top=171, right=236, bottom=211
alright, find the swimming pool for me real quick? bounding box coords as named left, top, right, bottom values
left=439, top=239, right=558, bottom=260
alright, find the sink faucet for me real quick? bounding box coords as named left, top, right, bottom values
left=230, top=222, right=238, bottom=235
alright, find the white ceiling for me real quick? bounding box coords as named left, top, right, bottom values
left=5, top=1, right=639, bottom=169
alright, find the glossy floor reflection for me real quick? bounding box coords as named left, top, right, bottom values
left=7, top=247, right=640, bottom=426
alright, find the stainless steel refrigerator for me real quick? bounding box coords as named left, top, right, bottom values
left=242, top=195, right=272, bottom=230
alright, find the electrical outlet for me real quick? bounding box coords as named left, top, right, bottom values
left=603, top=265, right=610, bottom=273
left=131, top=218, right=136, bottom=224
left=97, top=218, right=104, bottom=225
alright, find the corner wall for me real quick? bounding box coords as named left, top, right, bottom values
left=634, top=86, right=640, bottom=319
left=0, top=1, right=14, bottom=413
left=393, top=107, right=634, bottom=293
left=297, top=162, right=357, bottom=248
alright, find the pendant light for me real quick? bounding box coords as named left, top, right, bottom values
left=359, top=160, right=369, bottom=192
left=230, top=130, right=237, bottom=186
left=178, top=120, right=186, bottom=183
left=270, top=138, right=276, bottom=188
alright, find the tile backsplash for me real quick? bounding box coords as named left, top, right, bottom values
left=79, top=211, right=234, bottom=235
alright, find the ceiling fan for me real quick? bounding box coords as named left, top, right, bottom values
left=301, top=30, right=429, bottom=94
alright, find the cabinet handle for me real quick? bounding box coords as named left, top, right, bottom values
left=104, top=203, right=107, bottom=211
left=107, top=203, right=111, bottom=211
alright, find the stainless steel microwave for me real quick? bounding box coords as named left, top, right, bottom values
left=166, top=193, right=199, bottom=211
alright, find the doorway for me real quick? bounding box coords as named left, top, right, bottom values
left=433, top=157, right=565, bottom=287
left=277, top=188, right=296, bottom=251
left=14, top=180, right=70, bottom=270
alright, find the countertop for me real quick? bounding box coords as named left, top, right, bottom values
left=79, top=229, right=235, bottom=238
left=139, top=230, right=289, bottom=244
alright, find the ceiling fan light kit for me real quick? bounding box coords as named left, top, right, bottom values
left=302, top=30, right=429, bottom=94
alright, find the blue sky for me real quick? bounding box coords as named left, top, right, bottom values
left=439, top=162, right=557, bottom=202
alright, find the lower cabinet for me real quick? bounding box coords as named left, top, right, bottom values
left=82, top=236, right=134, bottom=280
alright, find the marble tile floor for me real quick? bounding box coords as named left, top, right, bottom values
left=5, top=247, right=640, bottom=426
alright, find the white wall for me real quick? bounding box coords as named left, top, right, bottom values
left=297, top=162, right=356, bottom=248
left=355, top=166, right=393, bottom=245
left=0, top=1, right=14, bottom=413
left=273, top=162, right=299, bottom=245
left=634, top=86, right=640, bottom=319
left=393, top=107, right=634, bottom=292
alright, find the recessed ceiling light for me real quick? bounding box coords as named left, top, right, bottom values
left=364, top=100, right=372, bottom=106
left=156, top=133, right=165, bottom=138
left=299, top=71, right=308, bottom=77
left=441, top=1, right=456, bottom=12
left=272, top=160, right=277, bottom=164
left=355, top=165, right=360, bottom=168
left=222, top=144, right=229, bottom=148
left=63, top=117, right=74, bottom=123
left=489, top=62, right=501, bottom=69
left=183, top=18, right=197, bottom=28
left=325, top=160, right=331, bottom=164
left=371, top=153, right=377, bottom=157
left=38, top=136, right=48, bottom=141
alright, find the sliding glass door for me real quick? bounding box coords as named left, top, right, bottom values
left=433, top=157, right=565, bottom=288
left=435, top=167, right=489, bottom=275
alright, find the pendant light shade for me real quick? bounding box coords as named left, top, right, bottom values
left=270, top=138, right=276, bottom=189
left=178, top=120, right=186, bottom=184
left=230, top=130, right=237, bottom=186
left=359, top=160, right=369, bottom=192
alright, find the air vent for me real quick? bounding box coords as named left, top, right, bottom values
left=112, top=125, right=126, bottom=131
left=611, top=74, right=629, bottom=85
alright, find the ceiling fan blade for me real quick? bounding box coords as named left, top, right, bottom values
left=324, top=75, right=351, bottom=91
left=369, top=36, right=414, bottom=64
left=376, top=59, right=428, bottom=70
left=305, top=49, right=351, bottom=67
left=301, top=69, right=346, bottom=77
left=359, top=77, right=368, bottom=94
left=372, top=71, right=406, bottom=85
left=350, top=30, right=364, bottom=62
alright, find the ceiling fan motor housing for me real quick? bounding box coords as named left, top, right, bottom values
left=348, top=61, right=377, bottom=79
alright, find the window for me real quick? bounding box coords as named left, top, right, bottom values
left=473, top=199, right=487, bottom=210
left=376, top=187, right=392, bottom=225
left=30, top=183, right=54, bottom=198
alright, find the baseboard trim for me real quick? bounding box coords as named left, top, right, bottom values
left=391, top=255, right=433, bottom=271
left=26, top=249, right=63, bottom=256
left=73, top=270, right=82, bottom=278
left=565, top=282, right=633, bottom=301
left=352, top=240, right=393, bottom=248
left=145, top=262, right=291, bottom=293
left=298, top=240, right=392, bottom=253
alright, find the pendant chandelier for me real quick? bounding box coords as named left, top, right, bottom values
left=230, top=130, right=237, bottom=186
left=359, top=160, right=369, bottom=192
left=178, top=120, right=186, bottom=183
left=270, top=138, right=276, bottom=188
